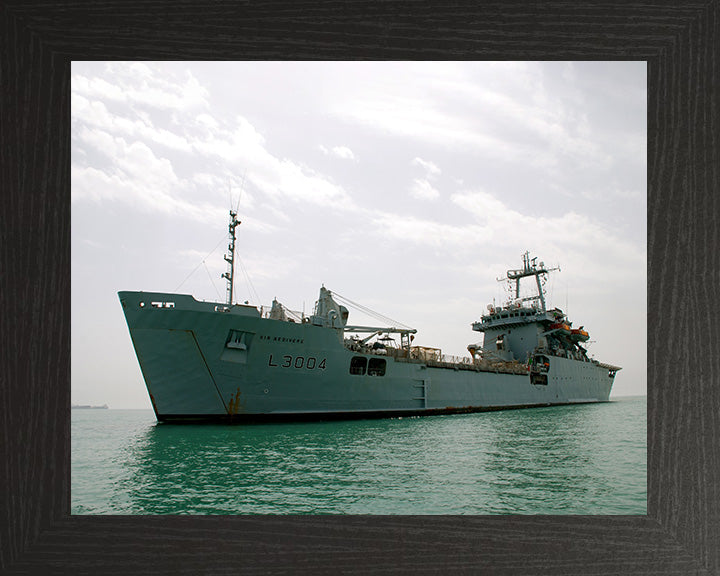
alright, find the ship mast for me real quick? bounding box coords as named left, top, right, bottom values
left=503, top=251, right=559, bottom=312
left=221, top=210, right=241, bottom=305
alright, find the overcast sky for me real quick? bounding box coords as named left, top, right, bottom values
left=71, top=61, right=646, bottom=409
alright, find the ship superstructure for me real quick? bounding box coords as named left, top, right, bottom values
left=119, top=211, right=620, bottom=422
left=466, top=252, right=616, bottom=386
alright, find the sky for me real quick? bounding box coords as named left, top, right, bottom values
left=71, top=61, right=647, bottom=409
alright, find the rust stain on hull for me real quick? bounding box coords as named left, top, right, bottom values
left=227, top=387, right=243, bottom=415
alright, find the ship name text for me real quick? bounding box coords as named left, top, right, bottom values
left=259, top=335, right=304, bottom=344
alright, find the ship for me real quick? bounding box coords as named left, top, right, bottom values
left=118, top=210, right=620, bottom=423
left=71, top=404, right=109, bottom=410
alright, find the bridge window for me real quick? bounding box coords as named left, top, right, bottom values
left=350, top=356, right=367, bottom=375
left=368, top=358, right=386, bottom=376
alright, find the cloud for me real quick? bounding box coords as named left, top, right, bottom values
left=411, top=157, right=441, bottom=178
left=370, top=212, right=489, bottom=249
left=333, top=62, right=621, bottom=175
left=409, top=179, right=440, bottom=200
left=451, top=189, right=511, bottom=226
left=71, top=148, right=221, bottom=224
left=72, top=93, right=193, bottom=153
left=450, top=190, right=645, bottom=279
left=73, top=63, right=210, bottom=111
left=408, top=158, right=441, bottom=200
left=319, top=145, right=356, bottom=160
left=72, top=64, right=358, bottom=221
left=366, top=187, right=643, bottom=289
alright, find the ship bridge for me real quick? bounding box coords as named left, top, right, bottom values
left=472, top=305, right=565, bottom=332
left=472, top=252, right=561, bottom=333
left=468, top=252, right=565, bottom=363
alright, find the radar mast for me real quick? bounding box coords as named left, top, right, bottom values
left=502, top=251, right=560, bottom=312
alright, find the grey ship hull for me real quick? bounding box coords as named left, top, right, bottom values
left=119, top=291, right=615, bottom=423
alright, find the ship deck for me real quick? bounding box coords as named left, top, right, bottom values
left=354, top=346, right=530, bottom=375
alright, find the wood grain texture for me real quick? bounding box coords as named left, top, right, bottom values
left=1, top=1, right=718, bottom=574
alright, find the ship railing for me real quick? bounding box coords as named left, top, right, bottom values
left=439, top=354, right=475, bottom=366
left=422, top=355, right=528, bottom=374
left=371, top=346, right=529, bottom=374
left=342, top=343, right=528, bottom=375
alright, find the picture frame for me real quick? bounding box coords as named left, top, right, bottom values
left=2, top=1, right=715, bottom=573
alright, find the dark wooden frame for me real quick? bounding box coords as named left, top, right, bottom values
left=2, top=2, right=718, bottom=574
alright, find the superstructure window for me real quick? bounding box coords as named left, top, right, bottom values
left=368, top=358, right=386, bottom=376
left=531, top=373, right=548, bottom=386
left=350, top=356, right=367, bottom=375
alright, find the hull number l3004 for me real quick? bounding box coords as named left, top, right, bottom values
left=268, top=354, right=327, bottom=370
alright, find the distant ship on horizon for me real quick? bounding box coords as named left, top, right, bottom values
left=72, top=404, right=109, bottom=410
left=119, top=209, right=620, bottom=423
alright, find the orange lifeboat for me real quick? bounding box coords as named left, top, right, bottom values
left=570, top=327, right=589, bottom=342
left=549, top=322, right=571, bottom=335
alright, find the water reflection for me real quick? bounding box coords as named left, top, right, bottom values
left=122, top=418, right=439, bottom=514
left=111, top=399, right=646, bottom=515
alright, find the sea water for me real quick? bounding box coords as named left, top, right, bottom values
left=71, top=396, right=646, bottom=515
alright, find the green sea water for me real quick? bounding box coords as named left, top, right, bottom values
left=71, top=396, right=646, bottom=515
